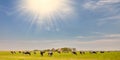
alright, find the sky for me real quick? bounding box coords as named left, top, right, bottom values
left=0, top=0, right=120, bottom=51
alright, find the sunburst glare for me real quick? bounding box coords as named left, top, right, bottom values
left=16, top=0, right=75, bottom=29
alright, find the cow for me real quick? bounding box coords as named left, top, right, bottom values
left=90, top=51, right=97, bottom=54
left=48, top=50, right=53, bottom=56
left=11, top=51, right=16, bottom=54
left=72, top=52, right=77, bottom=55
left=11, top=51, right=14, bottom=54
left=100, top=51, right=104, bottom=53
left=72, top=48, right=77, bottom=55
left=23, top=51, right=31, bottom=55
left=57, top=48, right=61, bottom=54
left=19, top=51, right=22, bottom=53
left=40, top=51, right=45, bottom=56
left=80, top=51, right=85, bottom=55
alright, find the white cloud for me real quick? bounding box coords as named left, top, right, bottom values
left=0, top=38, right=120, bottom=51
left=104, top=34, right=120, bottom=38
left=99, top=0, right=120, bottom=4
left=76, top=33, right=120, bottom=39
left=98, top=15, right=120, bottom=25
left=0, top=5, right=14, bottom=16
left=83, top=0, right=120, bottom=26
left=83, top=0, right=120, bottom=10
left=76, top=36, right=87, bottom=38
left=75, top=33, right=120, bottom=50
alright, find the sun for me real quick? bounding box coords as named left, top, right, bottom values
left=24, top=0, right=62, bottom=16
left=16, top=0, right=75, bottom=28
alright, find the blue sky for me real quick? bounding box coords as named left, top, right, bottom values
left=0, top=0, right=120, bottom=50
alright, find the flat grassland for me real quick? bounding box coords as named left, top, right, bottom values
left=0, top=51, right=120, bottom=60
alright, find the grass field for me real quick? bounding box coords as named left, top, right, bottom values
left=0, top=51, right=120, bottom=60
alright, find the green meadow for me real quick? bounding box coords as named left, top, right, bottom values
left=0, top=51, right=120, bottom=60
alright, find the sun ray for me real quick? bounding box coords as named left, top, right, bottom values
left=16, top=0, right=75, bottom=29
